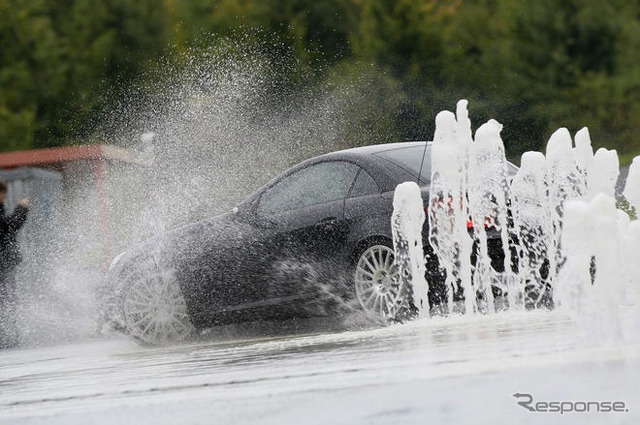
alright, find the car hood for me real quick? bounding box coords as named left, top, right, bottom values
left=109, top=211, right=255, bottom=276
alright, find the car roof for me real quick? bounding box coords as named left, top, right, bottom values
left=328, top=141, right=429, bottom=157
left=292, top=142, right=430, bottom=191
left=316, top=140, right=518, bottom=182
left=242, top=140, right=519, bottom=209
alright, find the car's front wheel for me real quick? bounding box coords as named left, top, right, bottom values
left=122, top=268, right=194, bottom=345
left=354, top=243, right=410, bottom=321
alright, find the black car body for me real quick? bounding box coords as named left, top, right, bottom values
left=105, top=142, right=515, bottom=344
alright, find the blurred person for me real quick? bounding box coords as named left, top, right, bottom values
left=0, top=181, right=29, bottom=349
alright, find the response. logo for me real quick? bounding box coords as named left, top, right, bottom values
left=512, top=393, right=629, bottom=414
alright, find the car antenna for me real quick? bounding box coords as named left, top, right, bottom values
left=417, top=140, right=428, bottom=185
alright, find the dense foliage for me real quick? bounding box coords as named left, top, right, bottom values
left=1, top=0, right=639, bottom=162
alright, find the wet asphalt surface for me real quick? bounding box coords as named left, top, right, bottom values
left=1, top=309, right=639, bottom=425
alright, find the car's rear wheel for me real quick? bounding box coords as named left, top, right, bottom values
left=123, top=268, right=194, bottom=345
left=354, top=243, right=409, bottom=321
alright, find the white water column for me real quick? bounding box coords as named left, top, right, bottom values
left=391, top=181, right=429, bottom=318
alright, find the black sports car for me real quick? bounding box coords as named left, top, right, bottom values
left=105, top=142, right=515, bottom=344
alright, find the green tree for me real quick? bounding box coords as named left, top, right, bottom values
left=2, top=0, right=640, bottom=163
left=0, top=0, right=171, bottom=151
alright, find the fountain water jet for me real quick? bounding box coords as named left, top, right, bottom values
left=623, top=157, right=640, bottom=214
left=555, top=194, right=625, bottom=340
left=395, top=99, right=640, bottom=334
left=428, top=104, right=474, bottom=315
left=586, top=148, right=619, bottom=199
left=573, top=127, right=594, bottom=176
left=391, top=182, right=429, bottom=318
left=467, top=119, right=511, bottom=313
left=510, top=151, right=554, bottom=309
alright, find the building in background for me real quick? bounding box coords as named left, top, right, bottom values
left=0, top=145, right=150, bottom=344
left=0, top=145, right=149, bottom=269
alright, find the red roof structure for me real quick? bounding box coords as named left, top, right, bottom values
left=0, top=144, right=149, bottom=269
left=0, top=144, right=150, bottom=169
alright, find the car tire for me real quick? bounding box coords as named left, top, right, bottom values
left=121, top=263, right=195, bottom=346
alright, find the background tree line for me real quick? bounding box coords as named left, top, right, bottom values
left=1, top=0, right=640, bottom=163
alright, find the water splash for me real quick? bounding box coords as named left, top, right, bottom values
left=428, top=104, right=474, bottom=315
left=573, top=127, right=594, bottom=176
left=623, top=156, right=640, bottom=214
left=391, top=181, right=429, bottom=318
left=510, top=151, right=553, bottom=309
left=467, top=119, right=511, bottom=312
left=555, top=194, right=624, bottom=340
left=12, top=41, right=399, bottom=346
left=397, top=100, right=640, bottom=343
left=586, top=148, right=619, bottom=200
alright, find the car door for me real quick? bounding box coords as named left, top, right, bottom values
left=344, top=167, right=394, bottom=247
left=254, top=160, right=360, bottom=299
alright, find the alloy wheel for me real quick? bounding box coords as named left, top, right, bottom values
left=354, top=244, right=404, bottom=320
left=123, top=269, right=193, bottom=345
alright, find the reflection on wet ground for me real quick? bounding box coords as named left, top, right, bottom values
left=1, top=309, right=639, bottom=424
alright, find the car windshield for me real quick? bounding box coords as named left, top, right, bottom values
left=374, top=144, right=431, bottom=183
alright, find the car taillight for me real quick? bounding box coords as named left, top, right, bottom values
left=430, top=195, right=464, bottom=211
left=466, top=215, right=497, bottom=231
left=428, top=194, right=498, bottom=231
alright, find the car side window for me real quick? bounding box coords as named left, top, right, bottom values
left=349, top=169, right=379, bottom=198
left=258, top=161, right=360, bottom=214
left=374, top=145, right=431, bottom=183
